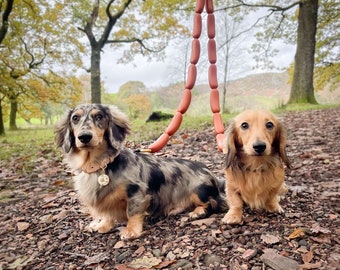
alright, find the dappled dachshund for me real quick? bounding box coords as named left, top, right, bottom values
left=55, top=104, right=226, bottom=239
left=222, top=110, right=291, bottom=224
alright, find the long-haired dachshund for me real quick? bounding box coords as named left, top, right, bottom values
left=55, top=104, right=226, bottom=239
left=222, top=110, right=291, bottom=224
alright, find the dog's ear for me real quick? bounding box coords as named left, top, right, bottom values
left=275, top=121, right=292, bottom=169
left=55, top=109, right=75, bottom=153
left=106, top=105, right=131, bottom=150
left=225, top=120, right=238, bottom=168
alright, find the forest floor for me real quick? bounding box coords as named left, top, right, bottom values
left=0, top=107, right=339, bottom=270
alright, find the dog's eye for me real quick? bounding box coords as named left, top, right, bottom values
left=72, top=115, right=80, bottom=122
left=95, top=113, right=103, bottom=121
left=266, top=121, right=274, bottom=130
left=241, top=122, right=249, bottom=130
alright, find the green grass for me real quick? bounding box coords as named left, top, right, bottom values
left=0, top=128, right=56, bottom=169
left=1, top=104, right=337, bottom=169
left=0, top=114, right=233, bottom=165
left=129, top=113, right=234, bottom=144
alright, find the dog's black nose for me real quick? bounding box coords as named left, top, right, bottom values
left=78, top=133, right=93, bottom=144
left=253, top=141, right=266, bottom=154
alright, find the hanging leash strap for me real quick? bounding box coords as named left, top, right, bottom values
left=146, top=0, right=225, bottom=153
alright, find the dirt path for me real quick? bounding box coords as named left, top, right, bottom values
left=0, top=107, right=339, bottom=269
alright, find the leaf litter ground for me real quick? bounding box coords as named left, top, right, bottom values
left=0, top=108, right=339, bottom=269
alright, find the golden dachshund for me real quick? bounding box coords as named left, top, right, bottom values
left=222, top=110, right=291, bottom=224
left=55, top=104, right=226, bottom=239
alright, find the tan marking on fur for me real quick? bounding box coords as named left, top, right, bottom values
left=222, top=110, right=288, bottom=225
left=96, top=184, right=128, bottom=222
left=188, top=193, right=208, bottom=219
left=120, top=214, right=145, bottom=239
left=87, top=184, right=128, bottom=233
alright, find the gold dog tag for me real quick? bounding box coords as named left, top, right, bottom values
left=98, top=170, right=110, bottom=186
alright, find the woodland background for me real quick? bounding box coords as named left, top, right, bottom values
left=0, top=0, right=339, bottom=134
left=0, top=1, right=339, bottom=269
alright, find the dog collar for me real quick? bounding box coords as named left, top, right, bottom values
left=81, top=155, right=115, bottom=174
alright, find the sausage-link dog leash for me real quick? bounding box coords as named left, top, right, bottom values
left=144, top=0, right=225, bottom=153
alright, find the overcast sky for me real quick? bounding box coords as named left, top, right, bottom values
left=97, top=10, right=297, bottom=94
left=98, top=41, right=295, bottom=94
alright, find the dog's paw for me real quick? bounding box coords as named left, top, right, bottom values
left=189, top=206, right=206, bottom=220
left=86, top=219, right=113, bottom=233
left=120, top=227, right=142, bottom=240
left=267, top=204, right=284, bottom=213
left=222, top=211, right=242, bottom=224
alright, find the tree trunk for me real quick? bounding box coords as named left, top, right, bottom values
left=9, top=100, right=18, bottom=130
left=288, top=0, right=318, bottom=104
left=0, top=0, right=14, bottom=44
left=0, top=100, right=5, bottom=136
left=91, top=47, right=101, bottom=104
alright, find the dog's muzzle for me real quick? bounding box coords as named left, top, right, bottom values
left=78, top=132, right=93, bottom=144
left=253, top=141, right=266, bottom=154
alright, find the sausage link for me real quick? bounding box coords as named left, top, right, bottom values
left=190, top=39, right=200, bottom=65
left=195, top=0, right=205, bottom=13
left=207, top=14, right=215, bottom=38
left=216, top=133, right=225, bottom=152
left=177, top=89, right=192, bottom=114
left=205, top=0, right=214, bottom=13
left=213, top=113, right=224, bottom=134
left=208, top=39, right=216, bottom=64
left=185, top=64, right=197, bottom=90
left=149, top=133, right=170, bottom=153
left=208, top=64, right=218, bottom=89
left=192, top=14, right=202, bottom=38
left=165, top=112, right=183, bottom=136
left=210, top=88, right=220, bottom=113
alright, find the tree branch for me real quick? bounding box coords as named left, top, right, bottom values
left=99, top=0, right=133, bottom=49
left=106, top=37, right=166, bottom=53
left=83, top=0, right=99, bottom=47
left=218, top=10, right=274, bottom=49
left=217, top=0, right=301, bottom=12
left=20, top=37, right=47, bottom=69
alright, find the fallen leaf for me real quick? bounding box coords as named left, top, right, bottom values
left=84, top=252, right=109, bottom=266
left=154, top=260, right=176, bottom=269
left=298, top=261, right=322, bottom=269
left=134, top=245, right=146, bottom=255
left=211, top=229, right=222, bottom=238
left=53, top=179, right=65, bottom=186
left=301, top=251, right=313, bottom=264
left=115, top=265, right=134, bottom=270
left=310, top=223, right=331, bottom=234
left=17, top=222, right=30, bottom=231
left=7, top=253, right=36, bottom=269
left=114, top=240, right=125, bottom=249
left=129, top=256, right=162, bottom=269
left=288, top=228, right=305, bottom=239
left=190, top=217, right=215, bottom=226
left=39, top=214, right=53, bottom=224
left=53, top=210, right=68, bottom=221
left=261, top=234, right=280, bottom=244
left=310, top=235, right=331, bottom=244
left=242, top=249, right=257, bottom=260
left=261, top=249, right=299, bottom=270
left=329, top=214, right=338, bottom=220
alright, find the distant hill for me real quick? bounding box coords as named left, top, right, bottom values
left=148, top=72, right=339, bottom=115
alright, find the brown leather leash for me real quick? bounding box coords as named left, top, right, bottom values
left=146, top=0, right=225, bottom=153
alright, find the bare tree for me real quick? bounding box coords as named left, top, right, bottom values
left=220, top=0, right=321, bottom=104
